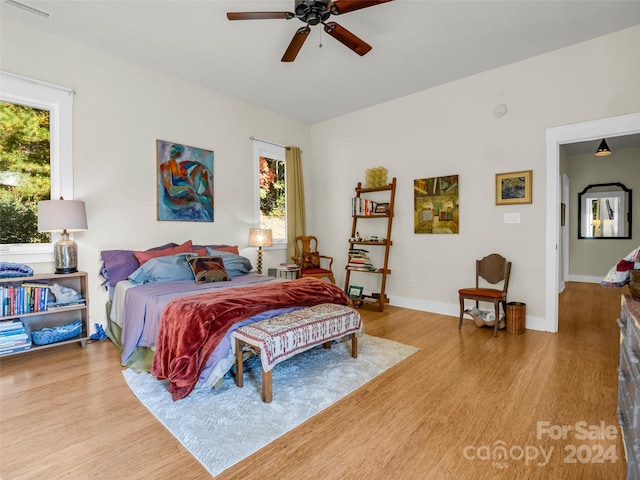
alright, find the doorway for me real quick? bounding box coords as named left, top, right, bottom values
left=545, top=112, right=640, bottom=332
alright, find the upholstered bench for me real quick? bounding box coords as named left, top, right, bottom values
left=231, top=303, right=362, bottom=403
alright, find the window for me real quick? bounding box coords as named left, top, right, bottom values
left=253, top=139, right=286, bottom=246
left=0, top=72, right=74, bottom=263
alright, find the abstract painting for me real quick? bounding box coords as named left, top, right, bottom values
left=157, top=140, right=214, bottom=222
left=414, top=175, right=459, bottom=234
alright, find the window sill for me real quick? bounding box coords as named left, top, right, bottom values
left=0, top=244, right=54, bottom=264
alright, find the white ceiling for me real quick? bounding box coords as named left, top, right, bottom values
left=2, top=0, right=640, bottom=125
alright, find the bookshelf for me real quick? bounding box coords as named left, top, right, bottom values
left=0, top=271, right=89, bottom=357
left=344, top=177, right=396, bottom=312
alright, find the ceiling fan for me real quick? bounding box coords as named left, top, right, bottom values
left=227, top=0, right=393, bottom=62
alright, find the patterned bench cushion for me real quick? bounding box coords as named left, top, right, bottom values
left=232, top=303, right=362, bottom=372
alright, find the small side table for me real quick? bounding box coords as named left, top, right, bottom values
left=276, top=266, right=300, bottom=280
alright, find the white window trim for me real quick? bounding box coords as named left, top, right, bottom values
left=0, top=71, right=74, bottom=263
left=253, top=138, right=287, bottom=249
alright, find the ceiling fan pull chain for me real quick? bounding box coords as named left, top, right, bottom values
left=319, top=27, right=323, bottom=48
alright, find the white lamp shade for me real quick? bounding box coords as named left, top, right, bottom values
left=248, top=228, right=273, bottom=247
left=38, top=199, right=88, bottom=232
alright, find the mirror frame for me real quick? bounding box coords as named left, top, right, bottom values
left=578, top=182, right=632, bottom=239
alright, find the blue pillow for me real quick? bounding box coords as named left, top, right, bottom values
left=128, top=253, right=195, bottom=284
left=206, top=248, right=253, bottom=277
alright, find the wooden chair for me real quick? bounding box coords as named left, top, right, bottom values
left=458, top=253, right=511, bottom=336
left=292, top=236, right=335, bottom=284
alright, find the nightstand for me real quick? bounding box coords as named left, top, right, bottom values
left=276, top=266, right=300, bottom=280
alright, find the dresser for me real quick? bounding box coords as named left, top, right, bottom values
left=618, top=295, right=640, bottom=479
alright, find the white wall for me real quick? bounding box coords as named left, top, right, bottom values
left=309, top=25, right=640, bottom=330
left=0, top=19, right=312, bottom=328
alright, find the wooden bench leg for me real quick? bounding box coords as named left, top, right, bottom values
left=351, top=333, right=358, bottom=358
left=234, top=337, right=244, bottom=388
left=261, top=368, right=272, bottom=403
left=324, top=341, right=331, bottom=349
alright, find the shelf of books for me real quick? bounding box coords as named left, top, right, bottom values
left=344, top=177, right=396, bottom=312
left=0, top=271, right=89, bottom=357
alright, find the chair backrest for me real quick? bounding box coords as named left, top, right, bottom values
left=293, top=236, right=319, bottom=259
left=476, top=253, right=511, bottom=292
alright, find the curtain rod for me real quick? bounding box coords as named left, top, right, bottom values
left=1, top=71, right=76, bottom=95
left=250, top=136, right=286, bottom=148
left=250, top=136, right=302, bottom=153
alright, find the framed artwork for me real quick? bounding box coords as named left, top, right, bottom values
left=414, top=175, right=459, bottom=234
left=347, top=285, right=364, bottom=299
left=157, top=140, right=214, bottom=222
left=375, top=202, right=389, bottom=214
left=496, top=170, right=532, bottom=205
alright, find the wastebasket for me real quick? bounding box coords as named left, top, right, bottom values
left=506, top=302, right=526, bottom=335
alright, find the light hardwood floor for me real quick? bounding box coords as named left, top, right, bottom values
left=0, top=282, right=628, bottom=479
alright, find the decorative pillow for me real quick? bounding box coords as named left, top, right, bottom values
left=101, top=242, right=177, bottom=287
left=186, top=255, right=230, bottom=283
left=134, top=240, right=193, bottom=266
left=601, top=247, right=640, bottom=288
left=193, top=244, right=240, bottom=255
left=301, top=252, right=321, bottom=270
left=206, top=248, right=253, bottom=277
left=128, top=253, right=195, bottom=284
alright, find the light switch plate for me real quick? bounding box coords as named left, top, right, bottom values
left=504, top=213, right=521, bottom=224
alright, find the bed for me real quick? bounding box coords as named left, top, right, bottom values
left=101, top=240, right=350, bottom=400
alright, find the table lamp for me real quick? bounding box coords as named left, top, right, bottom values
left=38, top=198, right=88, bottom=274
left=248, top=228, right=273, bottom=275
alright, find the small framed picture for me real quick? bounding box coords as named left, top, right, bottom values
left=375, top=202, right=389, bottom=214
left=495, top=170, right=532, bottom=205
left=347, top=285, right=364, bottom=299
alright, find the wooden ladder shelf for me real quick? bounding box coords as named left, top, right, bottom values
left=344, top=177, right=396, bottom=312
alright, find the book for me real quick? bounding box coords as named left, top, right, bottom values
left=0, top=343, right=31, bottom=355
left=279, top=263, right=299, bottom=270
left=47, top=298, right=86, bottom=310
left=0, top=318, right=24, bottom=330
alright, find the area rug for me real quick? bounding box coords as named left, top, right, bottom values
left=122, top=334, right=418, bottom=477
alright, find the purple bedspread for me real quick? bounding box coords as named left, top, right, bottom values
left=120, top=274, right=284, bottom=363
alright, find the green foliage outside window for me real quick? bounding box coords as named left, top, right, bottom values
left=0, top=101, right=51, bottom=244
left=259, top=156, right=286, bottom=239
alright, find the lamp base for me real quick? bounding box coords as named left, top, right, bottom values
left=53, top=234, right=79, bottom=275
left=256, top=247, right=263, bottom=275
left=55, top=267, right=78, bottom=275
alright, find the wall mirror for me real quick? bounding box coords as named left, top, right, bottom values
left=578, top=182, right=632, bottom=239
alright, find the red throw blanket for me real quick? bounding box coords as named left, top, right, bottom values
left=151, top=277, right=349, bottom=400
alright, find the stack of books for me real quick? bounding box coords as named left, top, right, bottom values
left=352, top=197, right=378, bottom=216
left=347, top=249, right=376, bottom=271
left=0, top=318, right=31, bottom=355
left=278, top=263, right=299, bottom=270
left=47, top=297, right=86, bottom=310
left=1, top=282, right=50, bottom=316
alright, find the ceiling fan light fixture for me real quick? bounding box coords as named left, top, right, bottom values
left=595, top=139, right=612, bottom=156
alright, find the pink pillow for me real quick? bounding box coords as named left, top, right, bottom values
left=192, top=244, right=240, bottom=255
left=134, top=240, right=193, bottom=265
left=215, top=245, right=239, bottom=255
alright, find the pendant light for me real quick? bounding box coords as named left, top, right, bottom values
left=595, top=139, right=612, bottom=156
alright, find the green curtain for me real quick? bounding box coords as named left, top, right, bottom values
left=285, top=146, right=306, bottom=261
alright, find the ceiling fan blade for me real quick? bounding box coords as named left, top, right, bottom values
left=281, top=26, right=311, bottom=62
left=227, top=12, right=293, bottom=20
left=330, top=0, right=393, bottom=15
left=323, top=22, right=372, bottom=56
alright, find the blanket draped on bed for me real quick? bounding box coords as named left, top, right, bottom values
left=151, top=277, right=349, bottom=400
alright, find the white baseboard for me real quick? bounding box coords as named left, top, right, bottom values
left=388, top=295, right=549, bottom=333
left=567, top=274, right=602, bottom=284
